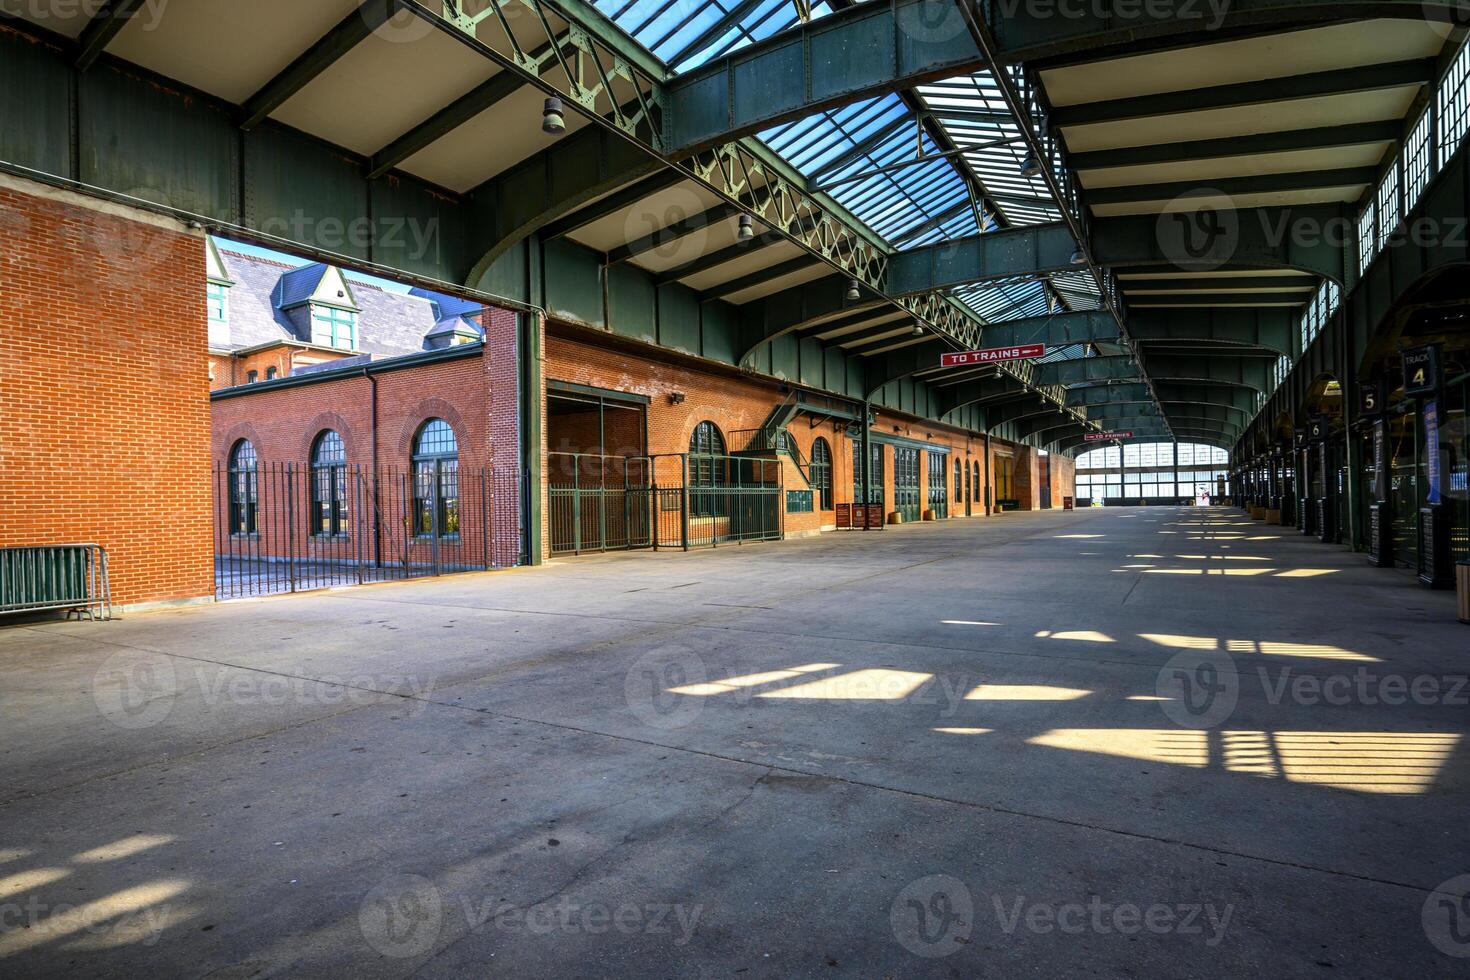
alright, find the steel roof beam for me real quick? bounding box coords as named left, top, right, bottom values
left=607, top=202, right=741, bottom=264
left=240, top=0, right=396, bottom=131
left=1121, top=276, right=1318, bottom=292
left=989, top=1, right=1465, bottom=65
left=537, top=170, right=691, bottom=241
left=1084, top=168, right=1379, bottom=207
left=1050, top=59, right=1435, bottom=128
left=74, top=0, right=148, bottom=70
left=1070, top=122, right=1404, bottom=172
left=701, top=256, right=824, bottom=299
left=1125, top=295, right=1311, bottom=309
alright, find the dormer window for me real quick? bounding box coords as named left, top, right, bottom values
left=207, top=280, right=230, bottom=324
left=311, top=304, right=357, bottom=350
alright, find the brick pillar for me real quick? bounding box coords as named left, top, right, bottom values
left=484, top=307, right=527, bottom=567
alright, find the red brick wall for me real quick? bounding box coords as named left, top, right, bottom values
left=543, top=323, right=1014, bottom=535
left=0, top=182, right=212, bottom=606
left=209, top=346, right=354, bottom=391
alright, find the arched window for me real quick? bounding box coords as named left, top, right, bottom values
left=228, top=439, right=258, bottom=535
left=412, top=419, right=459, bottom=538
left=311, top=430, right=348, bottom=537
left=972, top=461, right=981, bottom=503
left=954, top=458, right=962, bottom=503
left=688, top=421, right=725, bottom=487
left=810, top=437, right=833, bottom=510
left=246, top=369, right=258, bottom=384
left=265, top=366, right=278, bottom=380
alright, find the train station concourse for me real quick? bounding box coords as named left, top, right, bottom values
left=1, top=1, right=1468, bottom=975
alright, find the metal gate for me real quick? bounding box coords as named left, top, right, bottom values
left=928, top=451, right=949, bottom=520
left=894, top=447, right=921, bottom=523
left=214, top=462, right=514, bottom=600
left=549, top=453, right=652, bottom=555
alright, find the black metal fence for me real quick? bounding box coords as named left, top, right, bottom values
left=213, top=462, right=517, bottom=600
left=548, top=453, right=783, bottom=556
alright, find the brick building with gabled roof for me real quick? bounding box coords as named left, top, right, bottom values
left=205, top=238, right=485, bottom=390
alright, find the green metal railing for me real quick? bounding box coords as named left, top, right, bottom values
left=548, top=453, right=653, bottom=556
left=549, top=453, right=785, bottom=555
left=1, top=544, right=112, bottom=620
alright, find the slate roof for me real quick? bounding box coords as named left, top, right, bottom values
left=212, top=248, right=478, bottom=358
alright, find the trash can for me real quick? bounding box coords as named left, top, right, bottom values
left=1458, top=561, right=1470, bottom=625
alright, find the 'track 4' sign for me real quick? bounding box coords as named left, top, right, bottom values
left=1085, top=431, right=1133, bottom=442
left=940, top=344, right=1046, bottom=368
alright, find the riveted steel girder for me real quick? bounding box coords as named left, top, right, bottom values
left=665, top=0, right=982, bottom=153
left=1127, top=309, right=1295, bottom=357
left=1157, top=385, right=1261, bottom=417
left=775, top=310, right=1123, bottom=396
left=938, top=376, right=1037, bottom=419
left=661, top=1, right=1457, bottom=152
left=978, top=311, right=1122, bottom=349
left=1066, top=384, right=1153, bottom=408
left=1034, top=356, right=1142, bottom=387
left=1091, top=205, right=1352, bottom=284
left=881, top=205, right=1352, bottom=297
left=885, top=223, right=1078, bottom=296
left=987, top=398, right=1072, bottom=428
left=1143, top=355, right=1272, bottom=393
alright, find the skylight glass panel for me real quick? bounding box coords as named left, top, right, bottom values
left=590, top=0, right=838, bottom=72
left=760, top=94, right=979, bottom=247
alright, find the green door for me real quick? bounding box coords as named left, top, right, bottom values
left=928, top=451, right=949, bottom=519
left=852, top=441, right=884, bottom=504
left=894, top=447, right=921, bottom=523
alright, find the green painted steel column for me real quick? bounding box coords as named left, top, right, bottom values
left=860, top=401, right=872, bottom=531
left=522, top=311, right=544, bottom=566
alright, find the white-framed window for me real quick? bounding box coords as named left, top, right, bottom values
left=1405, top=108, right=1433, bottom=213
left=311, top=305, right=358, bottom=350
left=1439, top=38, right=1470, bottom=168
left=1357, top=206, right=1376, bottom=275
left=207, top=280, right=229, bottom=324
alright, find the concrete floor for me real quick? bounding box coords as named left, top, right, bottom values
left=2, top=507, right=1468, bottom=977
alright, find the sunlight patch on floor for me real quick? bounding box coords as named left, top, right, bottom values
left=73, top=835, right=175, bottom=864
left=0, top=867, right=69, bottom=901
left=965, top=685, right=1092, bottom=701
left=757, top=668, right=932, bottom=700
left=1026, top=730, right=1457, bottom=794
left=669, top=663, right=841, bottom=696
left=0, top=879, right=192, bottom=956
left=1035, top=630, right=1115, bottom=642
left=1228, top=640, right=1376, bottom=662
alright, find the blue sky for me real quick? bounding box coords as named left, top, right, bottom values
left=214, top=237, right=413, bottom=295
